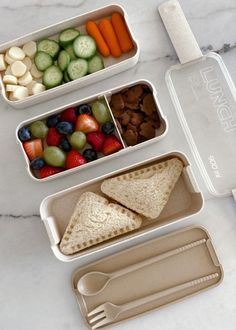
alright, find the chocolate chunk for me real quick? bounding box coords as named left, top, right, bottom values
left=140, top=93, right=156, bottom=116
left=123, top=129, right=138, bottom=146
left=120, top=112, right=131, bottom=126
left=110, top=93, right=125, bottom=110
left=140, top=122, right=156, bottom=139
left=131, top=112, right=144, bottom=126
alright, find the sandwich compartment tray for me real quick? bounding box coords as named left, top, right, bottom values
left=40, top=151, right=203, bottom=262
left=0, top=4, right=139, bottom=109
left=16, top=79, right=167, bottom=181
left=72, top=226, right=223, bottom=329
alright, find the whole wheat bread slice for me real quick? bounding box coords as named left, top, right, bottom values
left=59, top=192, right=142, bottom=255
left=101, top=158, right=183, bottom=219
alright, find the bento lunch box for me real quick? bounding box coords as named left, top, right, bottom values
left=40, top=151, right=203, bottom=262
left=0, top=4, right=139, bottom=109
left=16, top=79, right=168, bottom=181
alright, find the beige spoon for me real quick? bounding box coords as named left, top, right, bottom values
left=77, top=238, right=206, bottom=296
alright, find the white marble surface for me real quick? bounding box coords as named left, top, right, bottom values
left=0, top=0, right=236, bottom=329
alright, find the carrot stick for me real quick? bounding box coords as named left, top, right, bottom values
left=111, top=12, right=134, bottom=53
left=98, top=19, right=122, bottom=58
left=86, top=21, right=110, bottom=57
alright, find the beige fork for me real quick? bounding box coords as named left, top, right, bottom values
left=87, top=273, right=219, bottom=329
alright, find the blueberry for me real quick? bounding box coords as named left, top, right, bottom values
left=59, top=138, right=72, bottom=152
left=47, top=115, right=60, bottom=127
left=102, top=122, right=115, bottom=135
left=30, top=157, right=45, bottom=170
left=56, top=121, right=74, bottom=134
left=76, top=104, right=92, bottom=116
left=18, top=127, right=31, bottom=141
left=83, top=148, right=97, bottom=162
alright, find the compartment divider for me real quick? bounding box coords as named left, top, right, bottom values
left=103, top=94, right=127, bottom=149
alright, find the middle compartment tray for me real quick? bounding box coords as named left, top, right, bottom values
left=16, top=79, right=167, bottom=181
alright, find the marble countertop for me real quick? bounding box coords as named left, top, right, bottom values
left=0, top=0, right=236, bottom=329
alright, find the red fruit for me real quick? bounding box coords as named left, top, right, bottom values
left=65, top=150, right=87, bottom=169
left=102, top=135, right=123, bottom=156
left=60, top=107, right=77, bottom=123
left=75, top=114, right=99, bottom=133
left=46, top=127, right=62, bottom=146
left=87, top=131, right=105, bottom=152
left=39, top=166, right=63, bottom=179
left=23, top=139, right=43, bottom=161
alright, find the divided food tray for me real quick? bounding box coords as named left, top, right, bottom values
left=40, top=151, right=203, bottom=261
left=16, top=79, right=167, bottom=181
left=72, top=226, right=223, bottom=329
left=0, top=4, right=139, bottom=109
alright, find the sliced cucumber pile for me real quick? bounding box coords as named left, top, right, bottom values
left=33, top=27, right=105, bottom=90
left=37, top=39, right=60, bottom=59
left=34, top=51, right=53, bottom=71
left=88, top=55, right=104, bottom=73
left=43, top=66, right=63, bottom=89
left=73, top=35, right=96, bottom=59
left=67, top=59, right=88, bottom=80
left=59, top=28, right=80, bottom=47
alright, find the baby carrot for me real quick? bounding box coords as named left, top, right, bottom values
left=86, top=21, right=110, bottom=57
left=111, top=12, right=134, bottom=53
left=98, top=19, right=122, bottom=58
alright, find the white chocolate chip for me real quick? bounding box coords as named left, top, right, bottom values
left=3, top=75, right=18, bottom=85
left=11, top=61, right=27, bottom=77
left=22, top=41, right=37, bottom=58
left=13, top=86, right=29, bottom=100
left=31, top=63, right=43, bottom=79
left=32, top=82, right=45, bottom=95
left=0, top=54, right=7, bottom=71
left=9, top=46, right=25, bottom=61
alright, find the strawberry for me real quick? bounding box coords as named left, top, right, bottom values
left=75, top=114, right=99, bottom=133
left=23, top=139, right=43, bottom=161
left=102, top=135, right=123, bottom=156
left=39, top=166, right=63, bottom=179
left=60, top=107, right=77, bottom=123
left=46, top=127, right=63, bottom=146
left=65, top=150, right=87, bottom=169
left=87, top=132, right=105, bottom=152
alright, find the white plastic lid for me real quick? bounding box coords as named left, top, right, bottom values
left=166, top=52, right=236, bottom=197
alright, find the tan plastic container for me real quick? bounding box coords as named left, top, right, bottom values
left=40, top=151, right=203, bottom=262
left=16, top=79, right=168, bottom=181
left=72, top=226, right=223, bottom=329
left=0, top=4, right=139, bottom=109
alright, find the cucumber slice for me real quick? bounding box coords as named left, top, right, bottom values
left=67, top=59, right=88, bottom=80
left=73, top=35, right=96, bottom=59
left=59, top=28, right=80, bottom=47
left=43, top=65, right=63, bottom=89
left=34, top=51, right=53, bottom=71
left=88, top=55, right=104, bottom=74
left=58, top=50, right=70, bottom=71
left=63, top=70, right=71, bottom=83
left=37, top=39, right=60, bottom=59
left=64, top=44, right=77, bottom=60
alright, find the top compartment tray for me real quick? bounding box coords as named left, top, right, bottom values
left=0, top=4, right=139, bottom=109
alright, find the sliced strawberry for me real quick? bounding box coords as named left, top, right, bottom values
left=46, top=127, right=62, bottom=146
left=102, top=135, right=123, bottom=156
left=60, top=107, right=77, bottom=123
left=23, top=139, right=43, bottom=161
left=75, top=114, right=99, bottom=133
left=65, top=150, right=87, bottom=169
left=39, top=166, right=63, bottom=179
left=87, top=131, right=105, bottom=152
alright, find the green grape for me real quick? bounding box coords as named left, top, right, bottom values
left=30, top=120, right=48, bottom=139
left=43, top=146, right=66, bottom=167
left=69, top=131, right=86, bottom=150
left=92, top=100, right=111, bottom=124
